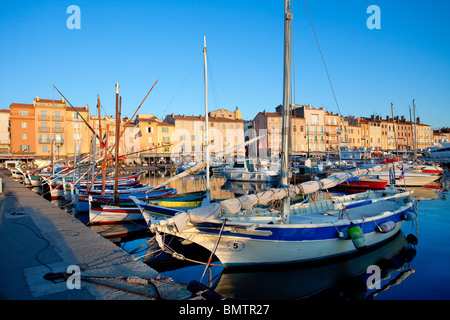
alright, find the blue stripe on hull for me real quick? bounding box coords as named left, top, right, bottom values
left=194, top=209, right=409, bottom=242
left=141, top=204, right=181, bottom=217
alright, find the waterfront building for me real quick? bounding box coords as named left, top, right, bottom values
left=9, top=102, right=35, bottom=156
left=433, top=128, right=450, bottom=146
left=252, top=110, right=306, bottom=158
left=291, top=104, right=326, bottom=153
left=65, top=104, right=90, bottom=158
left=324, top=111, right=341, bottom=151
left=165, top=108, right=245, bottom=162
left=9, top=96, right=90, bottom=162
left=0, top=109, right=10, bottom=154
left=135, top=114, right=173, bottom=164
left=416, top=118, right=432, bottom=151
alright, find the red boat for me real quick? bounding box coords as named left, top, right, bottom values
left=381, top=157, right=402, bottom=164
left=331, top=176, right=388, bottom=194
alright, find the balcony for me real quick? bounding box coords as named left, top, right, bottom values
left=38, top=115, right=49, bottom=121
left=52, top=116, right=64, bottom=121
left=53, top=127, right=64, bottom=133
left=38, top=127, right=49, bottom=133
left=39, top=139, right=64, bottom=144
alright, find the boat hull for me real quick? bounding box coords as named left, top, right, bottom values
left=150, top=191, right=415, bottom=267
left=331, top=179, right=388, bottom=194
left=369, top=171, right=440, bottom=186
left=156, top=214, right=407, bottom=267
left=89, top=205, right=144, bottom=225
left=221, top=170, right=279, bottom=182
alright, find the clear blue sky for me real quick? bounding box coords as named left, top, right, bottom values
left=1, top=0, right=449, bottom=129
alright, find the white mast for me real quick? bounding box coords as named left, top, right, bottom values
left=413, top=99, right=417, bottom=161
left=280, top=0, right=292, bottom=223
left=203, top=36, right=210, bottom=193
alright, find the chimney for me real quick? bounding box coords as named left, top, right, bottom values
left=417, top=117, right=421, bottom=124
left=36, top=95, right=40, bottom=101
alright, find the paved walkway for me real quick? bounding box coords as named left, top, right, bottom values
left=0, top=170, right=191, bottom=300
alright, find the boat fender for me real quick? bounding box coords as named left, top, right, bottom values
left=406, top=234, right=418, bottom=245
left=338, top=228, right=350, bottom=240
left=378, top=221, right=396, bottom=233
left=403, top=211, right=417, bottom=221
left=348, top=225, right=366, bottom=250
left=403, top=248, right=417, bottom=262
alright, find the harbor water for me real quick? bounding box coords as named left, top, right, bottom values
left=81, top=171, right=450, bottom=300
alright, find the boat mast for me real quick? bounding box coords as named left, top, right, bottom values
left=413, top=99, right=417, bottom=161
left=203, top=36, right=210, bottom=193
left=391, top=102, right=399, bottom=161
left=114, top=82, right=121, bottom=203
left=280, top=0, right=292, bottom=223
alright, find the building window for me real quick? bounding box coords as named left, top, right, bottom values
left=43, top=145, right=48, bottom=152
left=22, top=122, right=27, bottom=128
left=55, top=111, right=61, bottom=121
left=147, top=127, right=153, bottom=133
left=162, top=127, right=168, bottom=133
left=41, top=110, right=47, bottom=120
left=20, top=145, right=30, bottom=151
left=19, top=110, right=29, bottom=116
left=22, top=133, right=27, bottom=140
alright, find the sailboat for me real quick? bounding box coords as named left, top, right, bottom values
left=220, top=158, right=279, bottom=182
left=143, top=1, right=417, bottom=268
left=86, top=75, right=210, bottom=223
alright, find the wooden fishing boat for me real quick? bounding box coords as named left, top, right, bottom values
left=148, top=189, right=416, bottom=267
left=88, top=191, right=205, bottom=224
left=77, top=187, right=176, bottom=212
left=145, top=2, right=417, bottom=268
left=330, top=176, right=388, bottom=194
left=368, top=170, right=440, bottom=187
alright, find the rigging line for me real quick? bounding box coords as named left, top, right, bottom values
left=291, top=0, right=296, bottom=105
left=163, top=52, right=202, bottom=118
left=206, top=54, right=221, bottom=109
left=303, top=0, right=341, bottom=116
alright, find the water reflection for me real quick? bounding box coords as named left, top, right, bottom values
left=16, top=165, right=450, bottom=299
left=213, top=231, right=416, bottom=300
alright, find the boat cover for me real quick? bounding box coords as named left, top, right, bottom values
left=154, top=162, right=398, bottom=232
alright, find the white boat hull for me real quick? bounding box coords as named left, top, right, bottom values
left=369, top=171, right=440, bottom=186
left=89, top=206, right=143, bottom=224
left=150, top=190, right=415, bottom=267
left=221, top=170, right=279, bottom=182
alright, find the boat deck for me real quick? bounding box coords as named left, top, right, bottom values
left=289, top=201, right=400, bottom=225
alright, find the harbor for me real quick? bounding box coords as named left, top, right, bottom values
left=0, top=170, right=191, bottom=300
left=1, top=0, right=450, bottom=309
left=3, top=162, right=450, bottom=300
